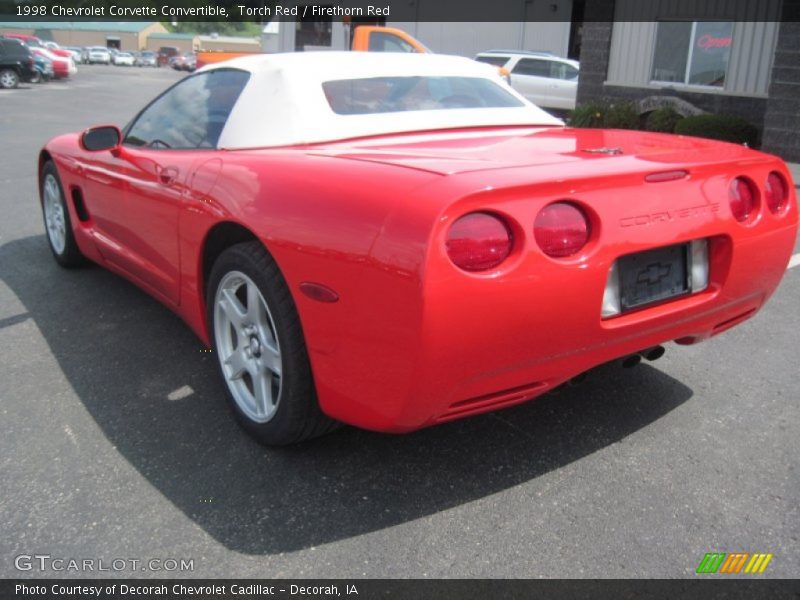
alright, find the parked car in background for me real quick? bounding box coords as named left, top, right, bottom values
left=113, top=52, right=134, bottom=66
left=64, top=46, right=84, bottom=64
left=135, top=50, right=157, bottom=67
left=87, top=47, right=111, bottom=65
left=169, top=54, right=187, bottom=70
left=157, top=46, right=179, bottom=67
left=31, top=52, right=54, bottom=82
left=4, top=34, right=75, bottom=62
left=475, top=50, right=579, bottom=111
left=184, top=54, right=197, bottom=72
left=29, top=46, right=75, bottom=79
left=43, top=40, right=80, bottom=64
left=0, top=38, right=37, bottom=88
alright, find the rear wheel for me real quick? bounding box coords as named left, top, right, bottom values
left=40, top=161, right=85, bottom=267
left=0, top=68, right=20, bottom=89
left=207, top=241, right=339, bottom=445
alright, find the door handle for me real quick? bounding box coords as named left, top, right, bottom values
left=159, top=166, right=179, bottom=185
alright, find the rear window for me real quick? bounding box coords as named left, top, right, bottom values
left=322, top=76, right=524, bottom=115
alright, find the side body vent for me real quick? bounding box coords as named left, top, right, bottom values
left=70, top=187, right=90, bottom=222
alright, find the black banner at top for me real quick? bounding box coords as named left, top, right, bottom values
left=0, top=0, right=799, bottom=23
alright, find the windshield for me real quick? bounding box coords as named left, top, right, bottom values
left=322, top=76, right=523, bottom=115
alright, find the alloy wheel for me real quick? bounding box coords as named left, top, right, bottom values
left=213, top=270, right=283, bottom=423
left=42, top=173, right=67, bottom=254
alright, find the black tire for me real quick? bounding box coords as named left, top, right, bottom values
left=40, top=161, right=85, bottom=268
left=207, top=241, right=339, bottom=445
left=0, top=68, right=20, bottom=89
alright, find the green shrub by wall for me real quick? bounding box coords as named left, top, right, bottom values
left=569, top=103, right=759, bottom=148
left=674, top=114, right=759, bottom=147
left=569, top=102, right=640, bottom=129
left=603, top=103, right=640, bottom=129
left=569, top=102, right=606, bottom=128
left=645, top=107, right=683, bottom=133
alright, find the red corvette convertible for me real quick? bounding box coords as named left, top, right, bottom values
left=39, top=53, right=797, bottom=445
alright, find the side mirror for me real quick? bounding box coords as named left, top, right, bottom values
left=81, top=126, right=121, bottom=152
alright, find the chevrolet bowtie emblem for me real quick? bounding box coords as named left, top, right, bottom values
left=637, top=263, right=671, bottom=286
left=582, top=147, right=624, bottom=155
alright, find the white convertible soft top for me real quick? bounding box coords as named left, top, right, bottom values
left=201, top=52, right=564, bottom=149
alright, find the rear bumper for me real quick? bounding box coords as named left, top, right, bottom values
left=343, top=224, right=794, bottom=432
left=313, top=178, right=796, bottom=433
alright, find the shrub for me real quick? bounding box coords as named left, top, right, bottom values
left=603, top=102, right=640, bottom=129
left=568, top=102, right=606, bottom=128
left=645, top=107, right=683, bottom=133
left=674, top=114, right=759, bottom=147
left=569, top=102, right=640, bottom=129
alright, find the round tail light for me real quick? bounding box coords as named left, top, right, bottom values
left=765, top=172, right=789, bottom=215
left=534, top=202, right=590, bottom=258
left=445, top=212, right=513, bottom=272
left=729, top=177, right=758, bottom=223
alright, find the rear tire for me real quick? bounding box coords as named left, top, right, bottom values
left=207, top=241, right=339, bottom=445
left=0, top=68, right=20, bottom=89
left=40, top=161, right=85, bottom=268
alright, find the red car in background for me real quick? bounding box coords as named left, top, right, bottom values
left=4, top=34, right=72, bottom=59
left=37, top=53, right=798, bottom=445
left=29, top=46, right=75, bottom=79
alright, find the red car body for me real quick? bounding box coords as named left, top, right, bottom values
left=39, top=125, right=797, bottom=432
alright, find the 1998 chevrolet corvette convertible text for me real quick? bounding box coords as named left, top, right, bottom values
left=39, top=53, right=797, bottom=445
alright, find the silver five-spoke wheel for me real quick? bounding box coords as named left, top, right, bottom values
left=214, top=270, right=282, bottom=423
left=40, top=161, right=84, bottom=268
left=43, top=173, right=67, bottom=254
left=207, top=241, right=337, bottom=444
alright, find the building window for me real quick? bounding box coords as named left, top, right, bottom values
left=651, top=21, right=733, bottom=88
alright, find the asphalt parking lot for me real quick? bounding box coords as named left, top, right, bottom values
left=1, top=65, right=798, bottom=579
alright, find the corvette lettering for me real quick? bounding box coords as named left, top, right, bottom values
left=620, top=203, right=720, bottom=227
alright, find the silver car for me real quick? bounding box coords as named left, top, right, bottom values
left=135, top=51, right=157, bottom=67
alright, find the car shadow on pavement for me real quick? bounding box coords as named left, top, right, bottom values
left=1, top=235, right=694, bottom=555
